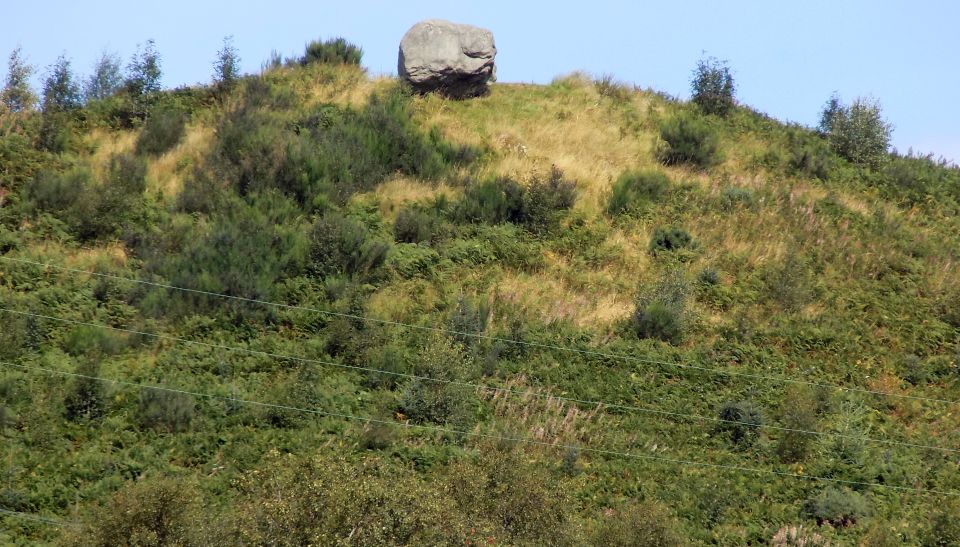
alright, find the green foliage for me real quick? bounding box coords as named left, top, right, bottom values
left=715, top=400, right=764, bottom=448
left=135, top=104, right=186, bottom=156
left=447, top=295, right=490, bottom=346
left=213, top=35, right=241, bottom=91
left=63, top=360, right=106, bottom=422
left=302, top=37, right=363, bottom=66
left=786, top=130, right=834, bottom=180
left=41, top=55, right=81, bottom=113
left=137, top=389, right=195, bottom=433
left=217, top=85, right=457, bottom=205
left=67, top=478, right=200, bottom=547
left=657, top=114, right=722, bottom=168
left=691, top=56, right=735, bottom=116
left=84, top=50, right=123, bottom=102
left=649, top=226, right=694, bottom=253
left=399, top=336, right=477, bottom=427
left=393, top=206, right=439, bottom=244
left=62, top=325, right=125, bottom=357
left=139, top=192, right=308, bottom=315
left=879, top=152, right=960, bottom=206
left=125, top=39, right=162, bottom=96
left=2, top=46, right=36, bottom=112
left=923, top=501, right=960, bottom=546
left=802, top=487, right=869, bottom=527
left=720, top=186, right=756, bottom=210
left=589, top=502, right=684, bottom=546
left=454, top=168, right=576, bottom=232
left=308, top=212, right=389, bottom=280
left=819, top=94, right=892, bottom=168
left=775, top=385, right=819, bottom=463
left=632, top=271, right=690, bottom=344
left=606, top=169, right=670, bottom=216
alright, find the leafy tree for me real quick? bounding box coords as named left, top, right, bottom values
left=41, top=54, right=81, bottom=113
left=2, top=46, right=36, bottom=112
left=818, top=94, right=892, bottom=168
left=125, top=39, right=162, bottom=96
left=84, top=50, right=123, bottom=102
left=213, top=35, right=241, bottom=91
left=691, top=56, right=735, bottom=116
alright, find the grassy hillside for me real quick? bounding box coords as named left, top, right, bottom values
left=1, top=58, right=960, bottom=545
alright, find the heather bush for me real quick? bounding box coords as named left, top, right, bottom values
left=301, top=37, right=363, bottom=65
left=606, top=169, right=669, bottom=216
left=657, top=114, right=722, bottom=168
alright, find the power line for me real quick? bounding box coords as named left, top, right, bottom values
left=0, top=507, right=76, bottom=528
left=2, top=255, right=956, bottom=406
left=1, top=306, right=956, bottom=456
left=2, top=359, right=958, bottom=498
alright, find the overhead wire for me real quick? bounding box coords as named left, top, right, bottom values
left=2, top=359, right=958, bottom=499
left=1, top=306, right=956, bottom=455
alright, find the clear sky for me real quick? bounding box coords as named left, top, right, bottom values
left=3, top=1, right=958, bottom=162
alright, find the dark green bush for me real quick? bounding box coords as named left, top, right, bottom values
left=787, top=131, right=834, bottom=180
left=649, top=226, right=694, bottom=253
left=301, top=37, right=363, bottom=66
left=308, top=212, right=389, bottom=280
left=715, top=400, right=764, bottom=448
left=135, top=105, right=186, bottom=156
left=393, top=206, right=438, bottom=244
left=697, top=268, right=720, bottom=286
left=138, top=192, right=308, bottom=315
left=924, top=501, right=960, bottom=546
left=657, top=114, right=721, bottom=168
left=606, top=169, right=670, bottom=216
left=62, top=325, right=125, bottom=357
left=691, top=56, right=735, bottom=117
left=63, top=360, right=106, bottom=422
left=454, top=168, right=576, bottom=232
left=447, top=295, right=490, bottom=346
left=880, top=152, right=960, bottom=206
left=802, top=487, right=869, bottom=527
left=632, top=272, right=689, bottom=345
left=137, top=388, right=195, bottom=433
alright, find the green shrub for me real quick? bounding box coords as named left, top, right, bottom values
left=802, top=487, right=869, bottom=527
left=447, top=295, right=490, bottom=346
left=387, top=243, right=442, bottom=279
left=715, top=400, right=764, bottom=448
left=521, top=166, right=577, bottom=232
left=632, top=272, right=690, bottom=345
left=691, top=56, right=735, bottom=117
left=697, top=268, right=720, bottom=286
left=787, top=131, right=834, bottom=180
left=399, top=336, right=477, bottom=427
left=880, top=152, right=960, bottom=206
left=649, top=226, right=694, bottom=253
left=301, top=37, right=363, bottom=66
left=62, top=325, right=125, bottom=357
left=720, top=186, right=756, bottom=210
left=140, top=192, right=309, bottom=315
left=924, top=501, right=960, bottom=546
left=135, top=104, right=186, bottom=156
left=137, top=388, right=195, bottom=433
left=775, top=385, right=819, bottom=463
left=393, top=206, right=438, bottom=244
left=63, top=360, right=106, bottom=422
left=657, top=114, right=721, bottom=168
left=67, top=478, right=200, bottom=547
left=308, top=212, right=389, bottom=280
left=606, top=169, right=669, bottom=216
left=454, top=168, right=576, bottom=231
left=819, top=94, right=892, bottom=168
left=590, top=502, right=684, bottom=546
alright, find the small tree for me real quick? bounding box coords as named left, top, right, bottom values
left=819, top=94, right=892, bottom=168
left=691, top=56, right=735, bottom=116
left=125, top=39, right=162, bottom=96
left=213, top=35, right=241, bottom=91
left=2, top=46, right=36, bottom=112
left=84, top=50, right=123, bottom=102
left=41, top=54, right=81, bottom=113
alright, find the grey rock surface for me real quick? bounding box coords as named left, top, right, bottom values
left=398, top=19, right=496, bottom=98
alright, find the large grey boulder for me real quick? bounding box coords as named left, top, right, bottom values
left=398, top=20, right=496, bottom=98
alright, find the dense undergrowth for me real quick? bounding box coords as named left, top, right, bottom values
left=0, top=55, right=959, bottom=546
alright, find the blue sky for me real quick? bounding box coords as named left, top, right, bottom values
left=4, top=1, right=959, bottom=162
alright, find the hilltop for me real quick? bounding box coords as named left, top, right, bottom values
left=1, top=45, right=960, bottom=545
